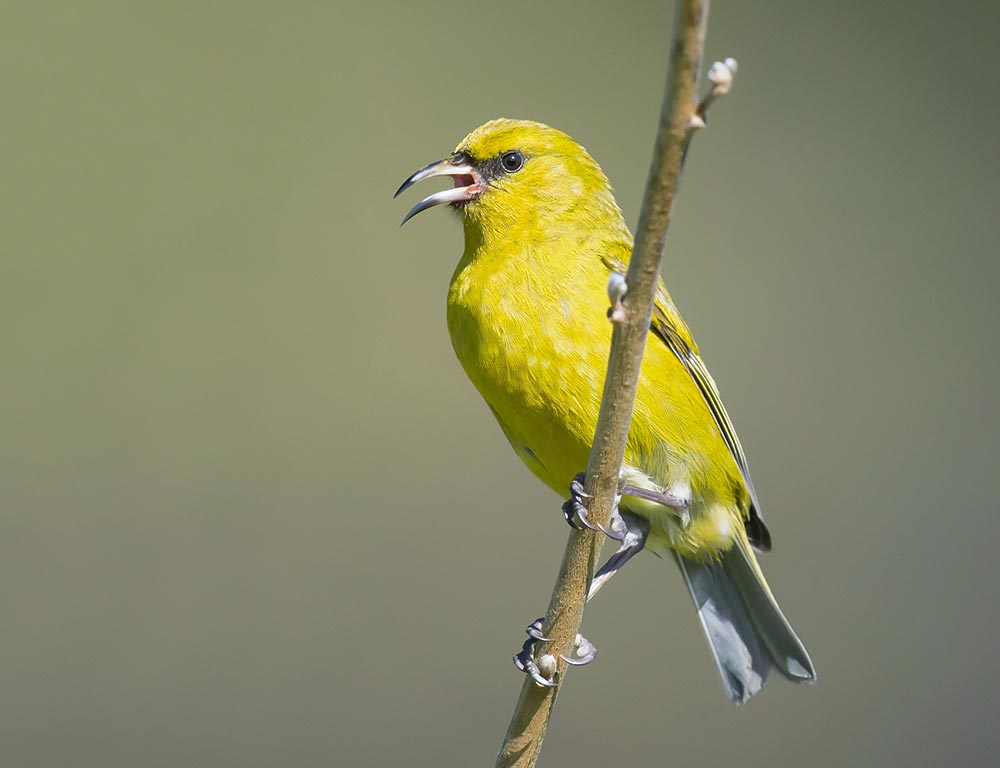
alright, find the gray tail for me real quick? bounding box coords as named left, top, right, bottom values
left=673, top=538, right=816, bottom=704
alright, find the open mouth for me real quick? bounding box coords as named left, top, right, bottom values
left=450, top=173, right=482, bottom=208
left=395, top=158, right=485, bottom=224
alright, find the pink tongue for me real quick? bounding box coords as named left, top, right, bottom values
left=453, top=174, right=474, bottom=188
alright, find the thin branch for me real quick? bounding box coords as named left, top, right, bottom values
left=495, top=2, right=723, bottom=766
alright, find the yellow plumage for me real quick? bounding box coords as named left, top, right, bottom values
left=447, top=119, right=742, bottom=557
left=398, top=118, right=814, bottom=702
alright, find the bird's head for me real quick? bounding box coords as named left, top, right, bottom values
left=396, top=119, right=626, bottom=239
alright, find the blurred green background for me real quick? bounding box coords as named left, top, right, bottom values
left=3, top=1, right=999, bottom=765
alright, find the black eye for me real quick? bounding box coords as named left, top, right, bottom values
left=500, top=151, right=524, bottom=173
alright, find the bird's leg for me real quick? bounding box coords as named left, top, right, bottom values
left=564, top=472, right=688, bottom=539
left=618, top=483, right=688, bottom=510
left=562, top=473, right=628, bottom=541
left=619, top=481, right=691, bottom=529
left=515, top=514, right=648, bottom=686
left=517, top=469, right=618, bottom=687
left=587, top=513, right=649, bottom=601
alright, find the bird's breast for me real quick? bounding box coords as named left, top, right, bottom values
left=449, top=246, right=607, bottom=390
left=446, top=242, right=611, bottom=484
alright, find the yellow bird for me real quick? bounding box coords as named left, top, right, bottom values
left=396, top=119, right=815, bottom=703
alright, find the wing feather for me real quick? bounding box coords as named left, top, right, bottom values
left=599, top=255, right=772, bottom=550
left=650, top=299, right=772, bottom=551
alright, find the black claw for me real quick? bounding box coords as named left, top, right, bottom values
left=561, top=498, right=587, bottom=530
left=569, top=473, right=590, bottom=498
left=526, top=617, right=551, bottom=642
left=563, top=473, right=602, bottom=533
left=515, top=620, right=597, bottom=686
left=514, top=638, right=558, bottom=688
left=563, top=472, right=630, bottom=542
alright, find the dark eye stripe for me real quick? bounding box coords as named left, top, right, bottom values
left=478, top=151, right=527, bottom=180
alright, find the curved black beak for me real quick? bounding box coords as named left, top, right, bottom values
left=395, top=156, right=484, bottom=225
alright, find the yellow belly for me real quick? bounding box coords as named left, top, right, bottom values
left=446, top=242, right=746, bottom=558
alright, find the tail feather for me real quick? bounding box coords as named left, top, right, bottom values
left=674, top=537, right=815, bottom=704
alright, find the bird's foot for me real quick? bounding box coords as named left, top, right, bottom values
left=514, top=618, right=597, bottom=687
left=563, top=633, right=598, bottom=666
left=515, top=618, right=558, bottom=687
left=562, top=473, right=628, bottom=541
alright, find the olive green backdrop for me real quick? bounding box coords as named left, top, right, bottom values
left=3, top=1, right=998, bottom=766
